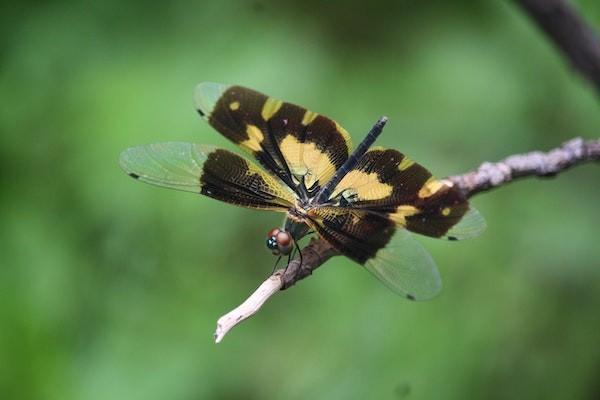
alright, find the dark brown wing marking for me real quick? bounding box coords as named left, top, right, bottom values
left=306, top=206, right=442, bottom=300
left=307, top=206, right=395, bottom=264
left=200, top=148, right=296, bottom=210
left=328, top=148, right=482, bottom=239
left=119, top=142, right=296, bottom=211
left=195, top=83, right=353, bottom=195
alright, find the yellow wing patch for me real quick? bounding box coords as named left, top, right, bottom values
left=334, top=121, right=352, bottom=149
left=330, top=170, right=394, bottom=201
left=280, top=134, right=336, bottom=189
left=398, top=157, right=414, bottom=171
left=301, top=110, right=318, bottom=126
left=418, top=177, right=446, bottom=198
left=390, top=205, right=420, bottom=225
left=241, top=124, right=265, bottom=153
left=261, top=97, right=283, bottom=121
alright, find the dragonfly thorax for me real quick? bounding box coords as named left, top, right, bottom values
left=287, top=206, right=308, bottom=223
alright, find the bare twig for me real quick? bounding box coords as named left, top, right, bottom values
left=446, top=137, right=600, bottom=197
left=214, top=239, right=338, bottom=342
left=214, top=273, right=283, bottom=343
left=214, top=137, right=599, bottom=342
left=513, top=0, right=600, bottom=94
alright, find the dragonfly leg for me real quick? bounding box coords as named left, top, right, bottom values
left=271, top=255, right=282, bottom=275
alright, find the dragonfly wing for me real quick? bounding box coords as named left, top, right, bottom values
left=119, top=142, right=296, bottom=211
left=194, top=82, right=353, bottom=195
left=327, top=147, right=486, bottom=240
left=365, top=229, right=441, bottom=300
left=308, top=206, right=441, bottom=300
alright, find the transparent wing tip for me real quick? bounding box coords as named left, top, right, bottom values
left=118, top=146, right=142, bottom=177
left=365, top=229, right=443, bottom=301
left=445, top=206, right=487, bottom=241
left=193, top=82, right=230, bottom=118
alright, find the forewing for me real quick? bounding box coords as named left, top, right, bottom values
left=328, top=148, right=485, bottom=240
left=307, top=207, right=441, bottom=300
left=119, top=142, right=296, bottom=211
left=194, top=82, right=353, bottom=194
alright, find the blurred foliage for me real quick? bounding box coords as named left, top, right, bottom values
left=1, top=1, right=599, bottom=399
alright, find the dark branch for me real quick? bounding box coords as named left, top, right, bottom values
left=513, top=0, right=600, bottom=94
left=280, top=237, right=338, bottom=289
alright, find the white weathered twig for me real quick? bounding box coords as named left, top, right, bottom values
left=214, top=137, right=599, bottom=342
left=215, top=273, right=284, bottom=343
left=214, top=238, right=337, bottom=342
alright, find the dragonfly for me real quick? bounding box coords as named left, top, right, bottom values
left=120, top=83, right=485, bottom=301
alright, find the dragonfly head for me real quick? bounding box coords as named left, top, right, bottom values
left=266, top=228, right=294, bottom=256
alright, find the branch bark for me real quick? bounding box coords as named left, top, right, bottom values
left=214, top=137, right=600, bottom=342
left=513, top=0, right=600, bottom=94
left=446, top=137, right=600, bottom=197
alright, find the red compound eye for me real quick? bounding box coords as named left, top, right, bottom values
left=276, top=231, right=294, bottom=255
left=267, top=228, right=280, bottom=238
left=276, top=231, right=291, bottom=246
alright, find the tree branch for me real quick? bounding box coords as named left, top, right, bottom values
left=214, top=137, right=599, bottom=342
left=446, top=137, right=600, bottom=197
left=513, top=0, right=600, bottom=94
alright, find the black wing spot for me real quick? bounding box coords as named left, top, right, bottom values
left=128, top=173, right=140, bottom=179
left=448, top=236, right=458, bottom=241
left=197, top=109, right=205, bottom=117
left=406, top=294, right=416, bottom=301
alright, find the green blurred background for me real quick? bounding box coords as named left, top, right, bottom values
left=1, top=1, right=599, bottom=399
